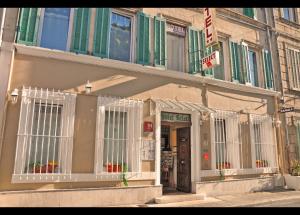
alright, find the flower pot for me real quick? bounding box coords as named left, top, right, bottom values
left=113, top=164, right=122, bottom=172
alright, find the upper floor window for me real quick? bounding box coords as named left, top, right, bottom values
left=13, top=87, right=76, bottom=179
left=214, top=41, right=225, bottom=80
left=248, top=49, right=259, bottom=87
left=166, top=23, right=186, bottom=72
left=243, top=8, right=257, bottom=20
left=39, top=8, right=71, bottom=51
left=282, top=8, right=297, bottom=23
left=286, top=47, right=300, bottom=90
left=109, top=12, right=132, bottom=62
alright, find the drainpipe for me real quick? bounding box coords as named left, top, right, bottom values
left=264, top=8, right=289, bottom=175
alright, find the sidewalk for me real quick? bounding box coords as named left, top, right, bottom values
left=125, top=189, right=300, bottom=207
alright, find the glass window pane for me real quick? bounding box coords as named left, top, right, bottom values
left=26, top=103, right=61, bottom=173
left=103, top=110, right=127, bottom=170
left=214, top=41, right=224, bottom=80
left=40, top=8, right=70, bottom=51
left=248, top=50, right=258, bottom=87
left=283, top=8, right=290, bottom=20
left=109, top=13, right=131, bottom=62
left=167, top=33, right=185, bottom=72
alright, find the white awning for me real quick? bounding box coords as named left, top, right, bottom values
left=152, top=98, right=215, bottom=113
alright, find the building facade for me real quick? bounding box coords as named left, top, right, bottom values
left=0, top=8, right=286, bottom=206
left=273, top=8, right=300, bottom=171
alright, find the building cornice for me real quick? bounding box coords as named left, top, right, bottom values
left=14, top=44, right=280, bottom=97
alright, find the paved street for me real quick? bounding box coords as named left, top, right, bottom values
left=139, top=189, right=300, bottom=207
left=249, top=198, right=300, bottom=207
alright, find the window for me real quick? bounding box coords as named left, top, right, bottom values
left=214, top=118, right=228, bottom=169
left=40, top=8, right=71, bottom=51
left=248, top=50, right=259, bottom=87
left=95, top=96, right=143, bottom=174
left=250, top=114, right=277, bottom=169
left=282, top=8, right=297, bottom=22
left=214, top=41, right=225, bottom=80
left=166, top=24, right=185, bottom=72
left=109, top=12, right=132, bottom=62
left=243, top=8, right=257, bottom=19
left=13, top=87, right=76, bottom=178
left=212, top=111, right=240, bottom=170
left=286, top=48, right=300, bottom=90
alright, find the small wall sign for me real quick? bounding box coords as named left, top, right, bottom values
left=161, top=112, right=191, bottom=123
left=166, top=23, right=186, bottom=37
left=279, top=107, right=294, bottom=113
left=144, top=121, right=153, bottom=132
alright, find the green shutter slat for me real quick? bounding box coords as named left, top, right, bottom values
left=137, top=12, right=150, bottom=65
left=93, top=8, right=111, bottom=58
left=17, top=8, right=39, bottom=45
left=188, top=27, right=200, bottom=74
left=241, top=43, right=250, bottom=84
left=243, top=8, right=254, bottom=18
left=263, top=49, right=274, bottom=89
left=154, top=16, right=166, bottom=68
left=230, top=41, right=242, bottom=82
left=71, top=8, right=91, bottom=54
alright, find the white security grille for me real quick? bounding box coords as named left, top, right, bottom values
left=249, top=114, right=277, bottom=168
left=13, top=87, right=76, bottom=176
left=211, top=110, right=240, bottom=170
left=95, top=96, right=143, bottom=174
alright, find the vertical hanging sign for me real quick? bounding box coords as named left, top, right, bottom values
left=204, top=8, right=218, bottom=47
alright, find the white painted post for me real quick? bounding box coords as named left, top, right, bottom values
left=155, top=106, right=161, bottom=186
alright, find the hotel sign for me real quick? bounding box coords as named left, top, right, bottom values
left=161, top=112, right=191, bottom=123
left=201, top=50, right=220, bottom=70
left=204, top=8, right=218, bottom=47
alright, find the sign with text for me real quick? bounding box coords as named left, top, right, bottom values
left=279, top=107, right=294, bottom=113
left=201, top=50, right=220, bottom=70
left=161, top=112, right=191, bottom=123
left=204, top=8, right=218, bottom=47
left=167, top=23, right=186, bottom=37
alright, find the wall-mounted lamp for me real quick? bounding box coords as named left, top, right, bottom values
left=85, top=80, right=92, bottom=94
left=10, top=88, right=19, bottom=104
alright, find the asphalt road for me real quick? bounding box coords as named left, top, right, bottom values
left=246, top=198, right=300, bottom=207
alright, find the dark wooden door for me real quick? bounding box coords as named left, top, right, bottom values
left=177, top=127, right=191, bottom=193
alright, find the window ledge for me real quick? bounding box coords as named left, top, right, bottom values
left=14, top=43, right=280, bottom=98
left=11, top=172, right=156, bottom=183
left=199, top=167, right=278, bottom=177
left=278, top=17, right=300, bottom=28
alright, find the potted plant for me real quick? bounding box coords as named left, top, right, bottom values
left=284, top=160, right=300, bottom=190
left=47, top=161, right=58, bottom=173
left=121, top=163, right=128, bottom=186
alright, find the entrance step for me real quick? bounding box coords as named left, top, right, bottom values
left=154, top=193, right=206, bottom=204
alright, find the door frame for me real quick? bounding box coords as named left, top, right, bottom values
left=155, top=107, right=201, bottom=193
left=177, top=126, right=191, bottom=192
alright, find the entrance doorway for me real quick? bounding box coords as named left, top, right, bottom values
left=160, top=112, right=191, bottom=193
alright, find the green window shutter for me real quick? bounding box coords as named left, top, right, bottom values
left=154, top=16, right=166, bottom=68
left=136, top=12, right=150, bottom=65
left=71, top=8, right=91, bottom=54
left=93, top=8, right=111, bottom=58
left=243, top=8, right=255, bottom=18
left=241, top=42, right=250, bottom=84
left=229, top=41, right=242, bottom=83
left=263, top=49, right=274, bottom=89
left=17, top=8, right=40, bottom=46
left=188, top=27, right=200, bottom=74
left=200, top=31, right=214, bottom=77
